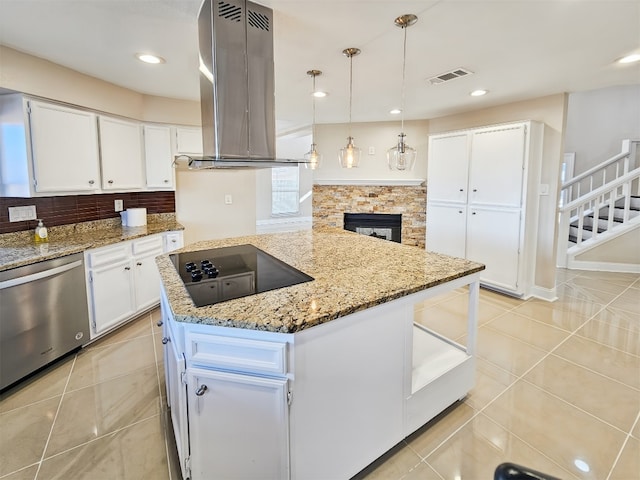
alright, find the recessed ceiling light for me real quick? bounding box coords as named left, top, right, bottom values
left=136, top=53, right=165, bottom=64
left=618, top=53, right=640, bottom=64
left=390, top=109, right=402, bottom=115
left=312, top=91, right=328, bottom=98
left=470, top=89, right=488, bottom=97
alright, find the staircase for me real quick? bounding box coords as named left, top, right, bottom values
left=557, top=139, right=640, bottom=269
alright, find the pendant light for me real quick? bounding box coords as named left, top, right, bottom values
left=304, top=70, right=323, bottom=170
left=339, top=48, right=361, bottom=168
left=387, top=14, right=418, bottom=171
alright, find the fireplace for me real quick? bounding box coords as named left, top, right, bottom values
left=343, top=213, right=402, bottom=243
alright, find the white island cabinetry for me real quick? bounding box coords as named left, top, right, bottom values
left=162, top=272, right=480, bottom=480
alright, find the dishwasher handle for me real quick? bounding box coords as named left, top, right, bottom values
left=0, top=260, right=83, bottom=290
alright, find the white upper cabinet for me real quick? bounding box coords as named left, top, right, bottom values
left=143, top=125, right=174, bottom=189
left=28, top=100, right=101, bottom=193
left=175, top=126, right=203, bottom=155
left=426, top=133, right=469, bottom=203
left=99, top=116, right=145, bottom=190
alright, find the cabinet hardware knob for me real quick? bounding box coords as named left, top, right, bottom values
left=161, top=337, right=170, bottom=344
left=472, top=212, right=477, bottom=215
left=89, top=180, right=95, bottom=185
left=164, top=179, right=169, bottom=183
left=459, top=188, right=463, bottom=192
left=473, top=188, right=477, bottom=192
left=157, top=320, right=163, bottom=327
left=108, top=180, right=114, bottom=184
left=124, top=266, right=131, bottom=270
left=195, top=385, right=208, bottom=396
left=136, top=262, right=142, bottom=266
left=459, top=210, right=463, bottom=214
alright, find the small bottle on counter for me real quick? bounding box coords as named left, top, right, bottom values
left=34, top=219, right=49, bottom=243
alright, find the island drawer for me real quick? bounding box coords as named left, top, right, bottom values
left=185, top=332, right=287, bottom=376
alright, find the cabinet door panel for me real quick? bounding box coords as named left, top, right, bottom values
left=29, top=101, right=100, bottom=192
left=90, top=260, right=136, bottom=335
left=427, top=133, right=469, bottom=203
left=426, top=204, right=467, bottom=258
left=188, top=368, right=289, bottom=480
left=468, top=124, right=526, bottom=207
left=144, top=125, right=174, bottom=189
left=166, top=325, right=189, bottom=480
left=133, top=250, right=163, bottom=311
left=175, top=127, right=203, bottom=155
left=99, top=117, right=144, bottom=190
left=467, top=208, right=521, bottom=291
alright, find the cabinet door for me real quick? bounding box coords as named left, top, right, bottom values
left=99, top=116, right=144, bottom=190
left=143, top=125, right=174, bottom=189
left=188, top=368, right=289, bottom=480
left=426, top=204, right=467, bottom=258
left=468, top=124, right=526, bottom=208
left=175, top=126, right=203, bottom=155
left=427, top=133, right=469, bottom=203
left=133, top=250, right=163, bottom=311
left=28, top=101, right=100, bottom=193
left=89, top=260, right=136, bottom=335
left=467, top=207, right=521, bottom=291
left=165, top=324, right=189, bottom=480
left=164, top=231, right=184, bottom=253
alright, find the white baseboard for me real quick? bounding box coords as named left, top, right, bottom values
left=566, top=259, right=640, bottom=273
left=529, top=285, right=558, bottom=302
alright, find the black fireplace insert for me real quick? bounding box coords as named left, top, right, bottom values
left=343, top=213, right=402, bottom=243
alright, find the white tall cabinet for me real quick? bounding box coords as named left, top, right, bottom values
left=426, top=121, right=543, bottom=297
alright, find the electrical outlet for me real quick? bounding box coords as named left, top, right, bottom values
left=114, top=199, right=124, bottom=212
left=8, top=205, right=37, bottom=222
left=224, top=194, right=233, bottom=205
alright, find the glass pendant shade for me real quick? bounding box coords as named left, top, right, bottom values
left=388, top=14, right=418, bottom=171
left=304, top=143, right=322, bottom=170
left=387, top=133, right=416, bottom=171
left=339, top=136, right=361, bottom=168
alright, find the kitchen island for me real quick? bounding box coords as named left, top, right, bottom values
left=156, top=228, right=484, bottom=480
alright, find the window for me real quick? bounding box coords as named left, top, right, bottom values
left=271, top=166, right=299, bottom=216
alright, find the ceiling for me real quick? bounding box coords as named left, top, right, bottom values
left=1, top=0, right=639, bottom=134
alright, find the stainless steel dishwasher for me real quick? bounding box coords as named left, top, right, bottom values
left=0, top=252, right=89, bottom=390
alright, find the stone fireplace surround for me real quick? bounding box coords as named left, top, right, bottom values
left=312, top=184, right=426, bottom=249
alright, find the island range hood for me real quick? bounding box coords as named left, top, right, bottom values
left=188, top=0, right=304, bottom=169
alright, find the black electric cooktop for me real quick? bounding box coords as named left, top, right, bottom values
left=170, top=244, right=314, bottom=307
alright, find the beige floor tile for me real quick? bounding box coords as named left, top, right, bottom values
left=44, top=366, right=161, bottom=457
left=479, top=288, right=525, bottom=310
left=415, top=289, right=465, bottom=309
left=573, top=270, right=639, bottom=286
left=594, top=307, right=640, bottom=333
left=66, top=335, right=156, bottom=391
left=414, top=304, right=469, bottom=341
left=153, top=332, right=166, bottom=365
left=0, top=397, right=59, bottom=477
left=400, top=461, right=442, bottom=480
left=37, top=416, right=169, bottom=480
left=351, top=441, right=422, bottom=480
left=485, top=312, right=570, bottom=351
left=633, top=418, right=640, bottom=439
left=426, top=413, right=576, bottom=480
left=512, top=299, right=601, bottom=332
left=568, top=275, right=638, bottom=294
left=577, top=318, right=640, bottom=356
left=556, top=283, right=621, bottom=305
left=472, top=326, right=547, bottom=376
left=554, top=335, right=640, bottom=390
left=609, top=289, right=640, bottom=314
left=0, top=357, right=72, bottom=414
left=523, top=354, right=640, bottom=432
left=556, top=268, right=582, bottom=284
left=483, top=380, right=627, bottom=479
left=608, top=436, right=640, bottom=480
left=0, top=464, right=39, bottom=480
left=87, top=313, right=152, bottom=349
left=463, top=358, right=517, bottom=410
left=156, top=361, right=167, bottom=407
left=406, top=401, right=475, bottom=459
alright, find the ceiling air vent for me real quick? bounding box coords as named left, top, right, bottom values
left=427, top=68, right=474, bottom=85
left=248, top=9, right=270, bottom=31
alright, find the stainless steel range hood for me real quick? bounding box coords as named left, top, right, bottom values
left=193, top=0, right=304, bottom=169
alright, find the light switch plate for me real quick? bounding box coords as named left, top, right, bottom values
left=539, top=184, right=550, bottom=196
left=224, top=194, right=233, bottom=205
left=8, top=205, right=37, bottom=222
left=368, top=146, right=376, bottom=155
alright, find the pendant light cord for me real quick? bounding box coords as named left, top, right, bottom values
left=400, top=24, right=408, bottom=134
left=348, top=54, right=354, bottom=138
left=312, top=74, right=317, bottom=144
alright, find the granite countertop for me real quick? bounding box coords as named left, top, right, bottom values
left=0, top=214, right=184, bottom=271
left=157, top=228, right=485, bottom=334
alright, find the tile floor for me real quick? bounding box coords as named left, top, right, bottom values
left=1, top=269, right=638, bottom=479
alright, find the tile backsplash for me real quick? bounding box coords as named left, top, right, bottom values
left=0, top=191, right=175, bottom=234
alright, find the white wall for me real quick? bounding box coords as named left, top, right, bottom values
left=312, top=120, right=429, bottom=183
left=564, top=85, right=640, bottom=175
